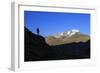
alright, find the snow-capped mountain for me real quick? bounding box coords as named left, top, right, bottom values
left=45, top=29, right=90, bottom=46
left=54, top=29, right=80, bottom=38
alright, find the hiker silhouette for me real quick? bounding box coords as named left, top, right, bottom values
left=36, top=28, right=39, bottom=35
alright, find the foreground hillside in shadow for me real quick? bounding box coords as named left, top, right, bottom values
left=24, top=27, right=90, bottom=62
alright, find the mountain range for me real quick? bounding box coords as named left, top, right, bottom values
left=25, top=27, right=90, bottom=61
left=45, top=29, right=90, bottom=46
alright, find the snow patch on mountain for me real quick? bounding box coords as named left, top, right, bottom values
left=54, top=29, right=80, bottom=38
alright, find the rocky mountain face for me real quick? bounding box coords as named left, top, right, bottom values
left=45, top=29, right=90, bottom=46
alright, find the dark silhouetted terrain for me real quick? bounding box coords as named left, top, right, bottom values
left=24, top=27, right=90, bottom=62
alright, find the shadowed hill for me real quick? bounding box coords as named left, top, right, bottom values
left=25, top=27, right=90, bottom=62
left=24, top=27, right=55, bottom=61
left=50, top=40, right=90, bottom=59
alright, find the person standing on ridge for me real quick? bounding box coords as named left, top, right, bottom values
left=37, top=28, right=39, bottom=35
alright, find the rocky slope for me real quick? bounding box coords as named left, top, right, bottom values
left=45, top=29, right=90, bottom=46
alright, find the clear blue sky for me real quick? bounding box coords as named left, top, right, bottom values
left=24, top=11, right=90, bottom=36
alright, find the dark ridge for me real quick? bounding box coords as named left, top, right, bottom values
left=24, top=27, right=55, bottom=61
left=24, top=27, right=90, bottom=62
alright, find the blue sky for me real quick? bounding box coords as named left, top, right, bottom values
left=24, top=11, right=90, bottom=36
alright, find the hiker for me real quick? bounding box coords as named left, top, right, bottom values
left=37, top=28, right=39, bottom=35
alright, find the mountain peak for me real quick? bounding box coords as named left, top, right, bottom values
left=45, top=29, right=89, bottom=46
left=54, top=29, right=80, bottom=38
